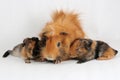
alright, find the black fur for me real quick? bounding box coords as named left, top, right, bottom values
left=32, top=37, right=46, bottom=57
left=94, top=41, right=109, bottom=59
left=31, top=37, right=39, bottom=42
left=40, top=36, right=47, bottom=47
left=114, top=49, right=118, bottom=55
left=3, top=50, right=11, bottom=57
left=32, top=37, right=40, bottom=57
left=77, top=58, right=87, bottom=63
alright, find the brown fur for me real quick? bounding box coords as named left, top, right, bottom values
left=69, top=38, right=118, bottom=63
left=21, top=38, right=36, bottom=63
left=39, top=10, right=85, bottom=63
left=97, top=48, right=115, bottom=60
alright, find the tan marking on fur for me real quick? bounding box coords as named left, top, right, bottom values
left=40, top=47, right=46, bottom=60
left=97, top=48, right=115, bottom=60
left=21, top=47, right=28, bottom=60
left=91, top=41, right=97, bottom=50
left=21, top=40, right=36, bottom=63
left=27, top=40, right=36, bottom=58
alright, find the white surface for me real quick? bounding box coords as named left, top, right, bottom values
left=0, top=0, right=120, bottom=80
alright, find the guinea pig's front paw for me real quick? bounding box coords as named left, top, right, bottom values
left=54, top=59, right=61, bottom=64
left=34, top=57, right=46, bottom=62
left=39, top=58, right=46, bottom=62
left=54, top=57, right=62, bottom=64
left=40, top=57, right=46, bottom=62
left=25, top=59, right=31, bottom=63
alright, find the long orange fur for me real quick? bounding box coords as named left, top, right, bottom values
left=40, top=10, right=86, bottom=61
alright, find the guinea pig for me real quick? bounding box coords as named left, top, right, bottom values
left=39, top=32, right=73, bottom=64
left=3, top=37, right=42, bottom=63
left=39, top=10, right=86, bottom=63
left=70, top=38, right=118, bottom=63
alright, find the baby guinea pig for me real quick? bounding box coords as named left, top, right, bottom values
left=70, top=38, right=118, bottom=63
left=3, top=37, right=43, bottom=63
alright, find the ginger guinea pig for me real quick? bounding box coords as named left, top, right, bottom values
left=40, top=32, right=70, bottom=64
left=40, top=10, right=85, bottom=64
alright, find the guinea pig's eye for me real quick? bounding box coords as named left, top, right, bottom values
left=57, top=42, right=61, bottom=47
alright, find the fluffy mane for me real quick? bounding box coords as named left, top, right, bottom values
left=51, top=10, right=81, bottom=28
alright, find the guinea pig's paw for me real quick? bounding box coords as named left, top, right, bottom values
left=40, top=58, right=46, bottom=62
left=25, top=59, right=31, bottom=63
left=54, top=57, right=62, bottom=64
left=54, top=59, right=61, bottom=64
left=34, top=57, right=46, bottom=62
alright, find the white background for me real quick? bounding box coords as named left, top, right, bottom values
left=0, top=0, right=120, bottom=80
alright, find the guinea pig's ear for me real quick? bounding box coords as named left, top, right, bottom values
left=31, top=37, right=39, bottom=42
left=40, top=32, right=47, bottom=37
left=23, top=38, right=30, bottom=45
left=84, top=39, right=92, bottom=51
left=60, top=32, right=68, bottom=36
left=42, top=35, right=48, bottom=39
left=40, top=32, right=48, bottom=40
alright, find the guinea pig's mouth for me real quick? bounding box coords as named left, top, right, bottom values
left=46, top=57, right=55, bottom=61
left=47, top=60, right=54, bottom=63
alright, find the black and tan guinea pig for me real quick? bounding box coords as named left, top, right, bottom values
left=70, top=38, right=118, bottom=63
left=3, top=37, right=46, bottom=63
